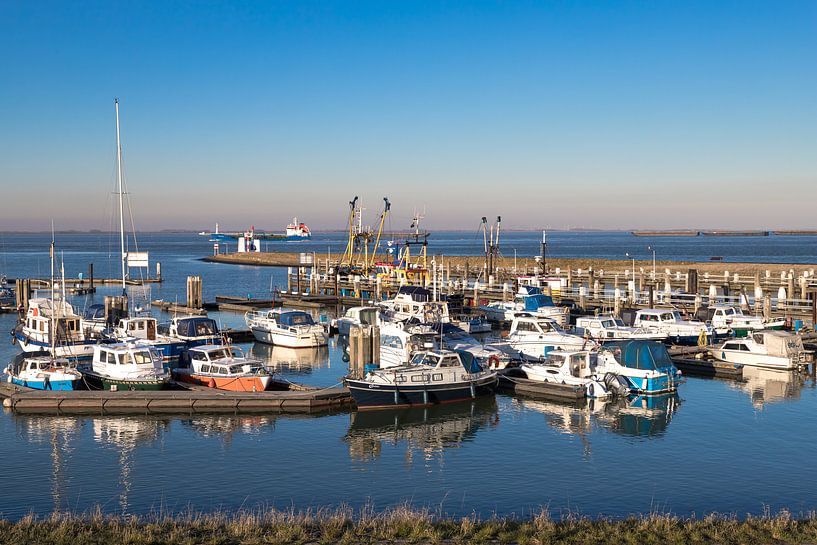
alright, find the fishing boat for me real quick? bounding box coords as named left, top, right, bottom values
left=345, top=349, right=498, bottom=410
left=285, top=218, right=312, bottom=241
left=172, top=345, right=272, bottom=391
left=516, top=349, right=630, bottom=399
left=596, top=340, right=683, bottom=394
left=574, top=315, right=667, bottom=342
left=15, top=298, right=100, bottom=359
left=245, top=309, right=328, bottom=347
left=5, top=351, right=82, bottom=390
left=507, top=314, right=592, bottom=361
left=709, top=331, right=810, bottom=371
left=83, top=342, right=169, bottom=391
left=632, top=308, right=714, bottom=345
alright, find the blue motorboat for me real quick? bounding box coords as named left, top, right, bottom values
left=597, top=340, right=683, bottom=394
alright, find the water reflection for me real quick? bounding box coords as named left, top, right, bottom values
left=250, top=343, right=330, bottom=375
left=92, top=418, right=168, bottom=514
left=730, top=367, right=807, bottom=409
left=514, top=393, right=681, bottom=442
left=344, top=398, right=500, bottom=462
left=16, top=417, right=81, bottom=513
left=180, top=415, right=277, bottom=442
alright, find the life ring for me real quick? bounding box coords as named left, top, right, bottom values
left=488, top=355, right=501, bottom=369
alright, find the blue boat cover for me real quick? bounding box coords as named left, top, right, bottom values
left=176, top=317, right=219, bottom=337
left=606, top=340, right=675, bottom=371
left=279, top=311, right=315, bottom=326
left=524, top=294, right=555, bottom=311
left=455, top=350, right=483, bottom=373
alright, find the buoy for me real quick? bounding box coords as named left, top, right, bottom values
left=3, top=398, right=12, bottom=408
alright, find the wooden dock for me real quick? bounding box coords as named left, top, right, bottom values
left=498, top=373, right=587, bottom=401
left=0, top=381, right=353, bottom=416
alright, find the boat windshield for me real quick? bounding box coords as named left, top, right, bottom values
left=601, top=319, right=616, bottom=328
left=537, top=321, right=557, bottom=332
left=208, top=348, right=237, bottom=361
left=723, top=307, right=736, bottom=316
left=229, top=365, right=246, bottom=374
left=120, top=351, right=152, bottom=365
left=660, top=312, right=675, bottom=322
left=543, top=353, right=565, bottom=367
left=410, top=353, right=440, bottom=367
left=614, top=319, right=626, bottom=327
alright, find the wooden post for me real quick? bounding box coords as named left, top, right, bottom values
left=763, top=295, right=771, bottom=320
left=156, top=262, right=161, bottom=281
left=15, top=279, right=30, bottom=313
left=88, top=263, right=94, bottom=288
left=186, top=275, right=203, bottom=309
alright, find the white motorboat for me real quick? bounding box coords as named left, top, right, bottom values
left=5, top=352, right=82, bottom=390
left=345, top=349, right=498, bottom=410
left=702, top=305, right=785, bottom=336
left=517, top=349, right=630, bottom=399
left=709, top=331, right=810, bottom=370
left=479, top=286, right=569, bottom=326
left=379, top=286, right=450, bottom=324
left=574, top=315, right=667, bottom=342
left=632, top=309, right=714, bottom=345
left=14, top=297, right=99, bottom=359
left=507, top=314, right=592, bottom=361
left=245, top=309, right=328, bottom=348
left=83, top=342, right=169, bottom=391
left=173, top=345, right=272, bottom=391
left=378, top=322, right=439, bottom=369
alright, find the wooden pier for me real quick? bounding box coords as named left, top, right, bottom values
left=0, top=381, right=353, bottom=416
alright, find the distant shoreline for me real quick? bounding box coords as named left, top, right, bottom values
left=3, top=228, right=817, bottom=235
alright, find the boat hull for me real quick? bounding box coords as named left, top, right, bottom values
left=14, top=331, right=98, bottom=359
left=346, top=375, right=498, bottom=410
left=249, top=327, right=327, bottom=348
left=173, top=371, right=271, bottom=392
left=10, top=377, right=79, bottom=391
left=82, top=371, right=168, bottom=391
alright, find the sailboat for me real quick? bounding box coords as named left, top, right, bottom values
left=5, top=234, right=83, bottom=390
left=81, top=99, right=169, bottom=391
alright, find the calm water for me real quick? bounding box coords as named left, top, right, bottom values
left=1, top=232, right=816, bottom=519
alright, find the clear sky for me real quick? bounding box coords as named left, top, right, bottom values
left=1, top=1, right=815, bottom=231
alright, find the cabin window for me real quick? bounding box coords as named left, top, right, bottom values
left=432, top=373, right=443, bottom=381
left=410, top=374, right=430, bottom=382
left=601, top=320, right=614, bottom=328
left=544, top=354, right=564, bottom=366
left=229, top=365, right=244, bottom=374
left=218, top=367, right=228, bottom=374
left=723, top=343, right=741, bottom=350
left=191, top=352, right=207, bottom=361
left=516, top=322, right=536, bottom=332
left=660, top=313, right=674, bottom=322
left=119, top=353, right=132, bottom=365
left=381, top=335, right=403, bottom=349
left=138, top=322, right=145, bottom=330
left=724, top=308, right=735, bottom=316
left=201, top=364, right=211, bottom=373
left=133, top=352, right=152, bottom=365
left=395, top=375, right=406, bottom=383
left=738, top=344, right=751, bottom=351
left=129, top=323, right=136, bottom=331
left=440, top=356, right=459, bottom=367
left=537, top=322, right=553, bottom=332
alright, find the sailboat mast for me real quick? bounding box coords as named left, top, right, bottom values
left=115, top=98, right=127, bottom=296
left=50, top=224, right=56, bottom=357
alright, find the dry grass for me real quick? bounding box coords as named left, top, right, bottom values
left=1, top=506, right=816, bottom=545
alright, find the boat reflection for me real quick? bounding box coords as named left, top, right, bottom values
left=180, top=415, right=277, bottom=443
left=92, top=417, right=168, bottom=514
left=730, top=367, right=806, bottom=409
left=16, top=416, right=82, bottom=513
left=344, top=398, right=500, bottom=462
left=513, top=393, right=681, bottom=440
left=250, top=342, right=330, bottom=375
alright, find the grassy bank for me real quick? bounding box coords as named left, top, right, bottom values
left=3, top=507, right=817, bottom=545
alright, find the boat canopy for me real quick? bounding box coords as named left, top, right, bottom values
left=523, top=294, right=555, bottom=311
left=279, top=311, right=316, bottom=327
left=455, top=350, right=483, bottom=373
left=83, top=304, right=106, bottom=320
left=176, top=317, right=219, bottom=337
left=606, top=340, right=675, bottom=371
left=396, top=286, right=431, bottom=302
left=752, top=331, right=804, bottom=356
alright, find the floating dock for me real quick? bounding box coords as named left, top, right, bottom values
left=671, top=357, right=744, bottom=380
left=0, top=381, right=353, bottom=416
left=498, top=373, right=586, bottom=401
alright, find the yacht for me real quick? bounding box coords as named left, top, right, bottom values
left=507, top=314, right=592, bottom=361
left=173, top=345, right=273, bottom=391
left=632, top=309, right=714, bottom=345
left=709, top=331, right=810, bottom=371
left=345, top=349, right=498, bottom=410
left=83, top=342, right=169, bottom=391
left=245, top=309, right=328, bottom=347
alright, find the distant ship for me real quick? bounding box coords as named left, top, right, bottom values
left=285, top=218, right=312, bottom=241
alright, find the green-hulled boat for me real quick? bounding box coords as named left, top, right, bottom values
left=84, top=343, right=170, bottom=391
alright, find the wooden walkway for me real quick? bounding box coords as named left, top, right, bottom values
left=0, top=381, right=353, bottom=416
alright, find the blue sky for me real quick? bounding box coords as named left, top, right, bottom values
left=1, top=1, right=815, bottom=231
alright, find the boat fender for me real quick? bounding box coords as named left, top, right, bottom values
left=488, top=355, right=500, bottom=369
left=588, top=383, right=594, bottom=397
left=208, top=378, right=216, bottom=388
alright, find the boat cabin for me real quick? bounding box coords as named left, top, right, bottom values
left=602, top=340, right=677, bottom=372
left=509, top=315, right=563, bottom=336
left=538, top=350, right=598, bottom=379
left=24, top=298, right=84, bottom=343
left=408, top=349, right=483, bottom=373
left=115, top=316, right=158, bottom=341
left=385, top=286, right=450, bottom=323
left=169, top=316, right=220, bottom=340
left=188, top=345, right=263, bottom=376
left=514, top=286, right=557, bottom=311
left=93, top=344, right=164, bottom=375
left=633, top=309, right=685, bottom=325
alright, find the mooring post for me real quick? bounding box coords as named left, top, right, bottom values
left=88, top=263, right=94, bottom=288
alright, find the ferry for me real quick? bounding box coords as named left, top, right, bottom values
left=285, top=218, right=312, bottom=241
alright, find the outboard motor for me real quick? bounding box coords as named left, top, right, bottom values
left=603, top=372, right=631, bottom=397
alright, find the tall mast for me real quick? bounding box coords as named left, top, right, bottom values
left=115, top=98, right=127, bottom=296
left=50, top=222, right=56, bottom=357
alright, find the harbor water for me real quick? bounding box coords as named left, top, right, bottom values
left=1, top=232, right=816, bottom=519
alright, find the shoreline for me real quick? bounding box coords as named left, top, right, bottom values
left=2, top=508, right=815, bottom=544
left=203, top=251, right=817, bottom=276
